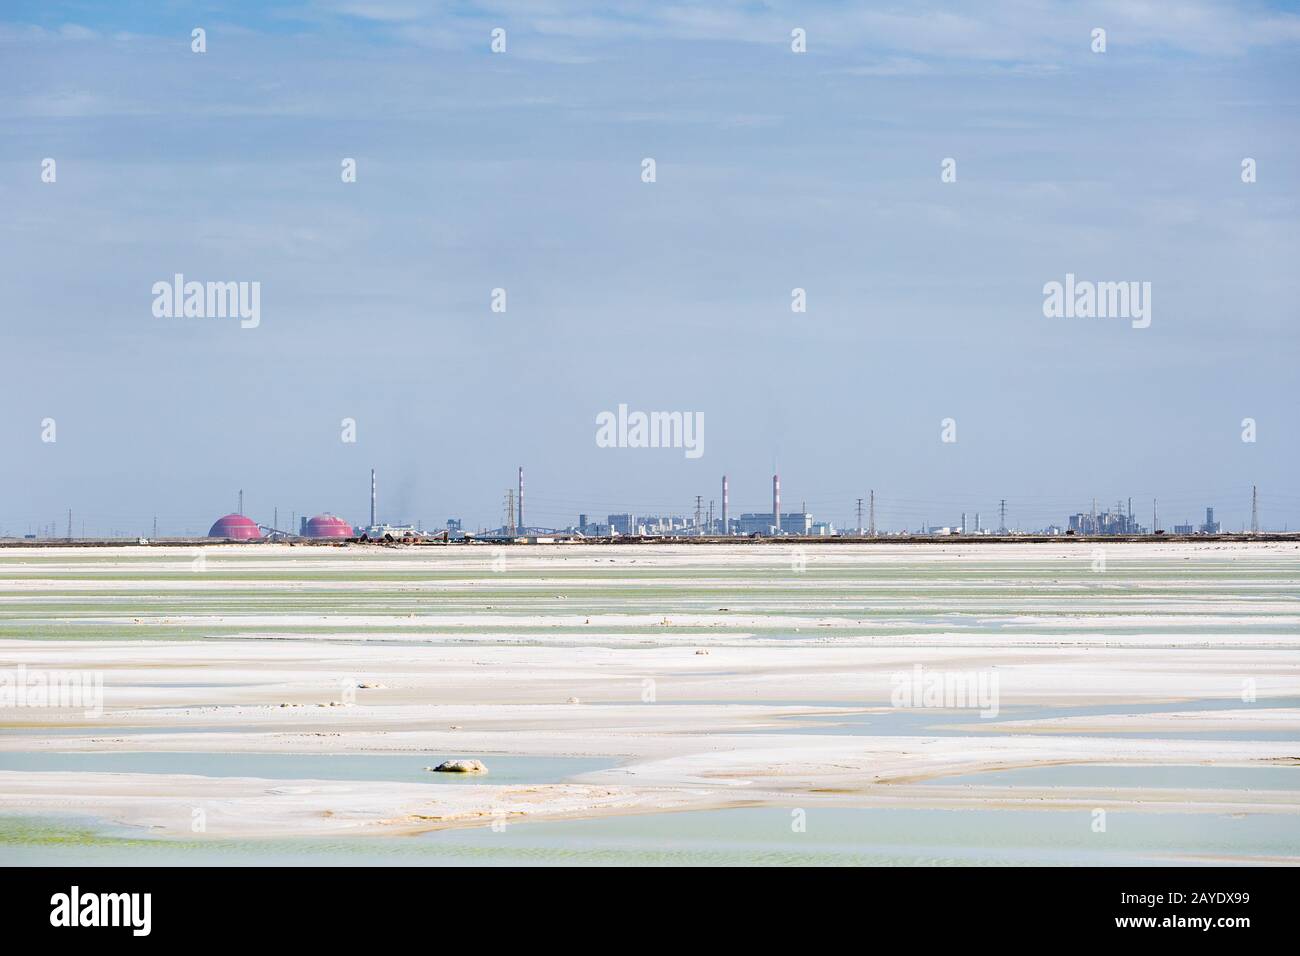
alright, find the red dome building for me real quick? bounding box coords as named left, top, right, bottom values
left=305, top=514, right=353, bottom=539
left=208, top=514, right=262, bottom=540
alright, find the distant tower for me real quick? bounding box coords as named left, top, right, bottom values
left=961, top=512, right=967, bottom=534
left=721, top=475, right=729, bottom=536
left=856, top=498, right=864, bottom=535
left=517, top=466, right=524, bottom=532
left=999, top=499, right=1007, bottom=535
left=869, top=490, right=875, bottom=537
left=975, top=512, right=980, bottom=533
left=370, top=469, right=377, bottom=527
left=1251, top=485, right=1259, bottom=533
left=773, top=473, right=781, bottom=534
left=238, top=489, right=244, bottom=516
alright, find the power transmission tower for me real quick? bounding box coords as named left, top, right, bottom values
left=999, top=499, right=1007, bottom=535
left=67, top=509, right=72, bottom=540
left=695, top=496, right=703, bottom=536
left=504, top=490, right=516, bottom=536
left=1251, top=485, right=1259, bottom=533
left=869, top=490, right=876, bottom=536
left=856, top=498, right=863, bottom=535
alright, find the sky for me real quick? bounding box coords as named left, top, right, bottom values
left=2, top=1, right=1298, bottom=535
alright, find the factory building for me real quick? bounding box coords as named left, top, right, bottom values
left=735, top=512, right=813, bottom=536
left=607, top=513, right=637, bottom=535
left=1067, top=509, right=1141, bottom=535
left=1173, top=508, right=1221, bottom=535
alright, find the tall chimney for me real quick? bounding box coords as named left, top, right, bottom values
left=518, top=466, right=524, bottom=532
left=370, top=469, right=376, bottom=528
left=773, top=473, right=781, bottom=535
left=721, top=475, right=729, bottom=536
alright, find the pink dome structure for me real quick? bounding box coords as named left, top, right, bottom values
left=305, top=514, right=353, bottom=539
left=208, top=514, right=262, bottom=540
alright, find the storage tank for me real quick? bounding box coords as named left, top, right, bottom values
left=304, top=514, right=353, bottom=539
left=207, top=514, right=262, bottom=540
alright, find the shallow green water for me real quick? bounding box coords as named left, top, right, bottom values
left=1, top=806, right=1293, bottom=866
left=3, top=546, right=1298, bottom=648
left=930, top=764, right=1300, bottom=790
left=0, top=751, right=615, bottom=786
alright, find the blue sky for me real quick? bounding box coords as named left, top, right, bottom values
left=2, top=1, right=1298, bottom=534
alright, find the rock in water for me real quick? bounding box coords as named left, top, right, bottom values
left=428, top=759, right=487, bottom=774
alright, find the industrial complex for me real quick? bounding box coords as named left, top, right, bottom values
left=6, top=466, right=1273, bottom=546
left=143, top=469, right=1273, bottom=546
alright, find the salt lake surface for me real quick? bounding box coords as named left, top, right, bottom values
left=1, top=541, right=1297, bottom=864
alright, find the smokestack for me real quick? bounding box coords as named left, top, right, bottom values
left=238, top=489, right=243, bottom=516
left=773, top=473, right=781, bottom=534
left=721, top=475, right=729, bottom=536
left=370, top=468, right=376, bottom=527
left=518, top=466, right=524, bottom=532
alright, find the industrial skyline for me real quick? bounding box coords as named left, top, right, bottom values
left=2, top=466, right=1288, bottom=541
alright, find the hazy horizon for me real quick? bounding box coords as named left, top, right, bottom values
left=3, top=1, right=1298, bottom=535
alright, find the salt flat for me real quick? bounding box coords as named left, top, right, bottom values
left=0, top=541, right=1297, bottom=861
